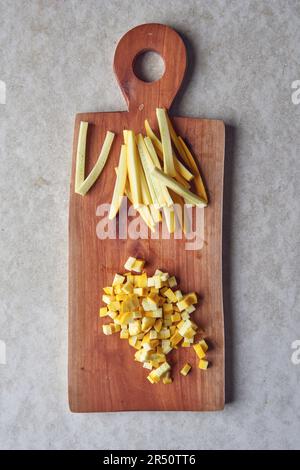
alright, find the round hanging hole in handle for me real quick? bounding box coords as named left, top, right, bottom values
left=133, top=50, right=165, bottom=83
left=113, top=23, right=187, bottom=111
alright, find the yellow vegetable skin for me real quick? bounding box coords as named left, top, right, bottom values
left=193, top=342, right=206, bottom=359
left=117, top=169, right=155, bottom=231
left=156, top=108, right=176, bottom=177
left=109, top=145, right=127, bottom=219
left=75, top=126, right=115, bottom=196
left=180, top=363, right=192, bottom=376
left=151, top=167, right=207, bottom=208
left=75, top=121, right=88, bottom=192
left=126, top=130, right=142, bottom=207
left=144, top=136, right=173, bottom=207
left=198, top=359, right=209, bottom=370
left=178, top=136, right=208, bottom=203
left=145, top=119, right=193, bottom=185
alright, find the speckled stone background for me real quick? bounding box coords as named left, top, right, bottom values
left=0, top=0, right=299, bottom=450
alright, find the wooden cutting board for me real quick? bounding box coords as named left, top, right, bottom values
left=69, top=23, right=225, bottom=412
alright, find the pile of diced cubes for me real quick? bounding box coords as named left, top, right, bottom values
left=100, top=257, right=209, bottom=384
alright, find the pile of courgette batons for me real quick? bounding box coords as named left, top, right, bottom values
left=100, top=257, right=209, bottom=384
left=74, top=108, right=208, bottom=233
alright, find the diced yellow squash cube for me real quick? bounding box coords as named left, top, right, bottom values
left=161, top=339, right=172, bottom=354
left=150, top=360, right=160, bottom=369
left=133, top=287, right=148, bottom=296
left=181, top=340, right=191, bottom=347
left=163, top=303, right=173, bottom=313
left=198, top=359, right=209, bottom=370
left=150, top=353, right=166, bottom=363
left=150, top=287, right=159, bottom=294
left=181, top=310, right=190, bottom=320
left=108, top=301, right=120, bottom=312
left=135, top=349, right=150, bottom=362
left=112, top=273, right=125, bottom=286
left=175, top=290, right=183, bottom=300
left=147, top=277, right=155, bottom=287
left=102, top=324, right=112, bottom=335
left=108, top=310, right=117, bottom=319
left=186, top=305, right=196, bottom=314
left=157, top=328, right=171, bottom=339
left=168, top=276, right=177, bottom=288
left=154, top=318, right=163, bottom=333
left=129, top=320, right=142, bottom=336
left=149, top=329, right=158, bottom=339
left=102, top=294, right=114, bottom=305
left=171, top=312, right=181, bottom=323
left=141, top=332, right=150, bottom=344
left=121, top=281, right=133, bottom=294
left=141, top=316, right=156, bottom=331
left=115, top=293, right=127, bottom=302
left=143, top=361, right=153, bottom=370
left=156, top=361, right=171, bottom=377
left=199, top=339, right=208, bottom=352
left=177, top=294, right=197, bottom=312
left=99, top=307, right=108, bottom=317
left=187, top=292, right=198, bottom=304
left=120, top=329, right=129, bottom=339
left=133, top=340, right=142, bottom=350
left=134, top=272, right=147, bottom=287
left=154, top=269, right=163, bottom=276
left=103, top=323, right=120, bottom=335
left=170, top=330, right=183, bottom=347
left=193, top=342, right=206, bottom=359
left=163, top=318, right=172, bottom=327
left=113, top=284, right=122, bottom=294
left=141, top=299, right=153, bottom=311
left=124, top=256, right=136, bottom=271
left=153, top=276, right=162, bottom=289
left=103, top=286, right=113, bottom=295
left=177, top=319, right=193, bottom=336
left=132, top=311, right=142, bottom=319
left=123, top=294, right=139, bottom=312
left=129, top=335, right=138, bottom=347
left=132, top=259, right=145, bottom=273
left=116, top=311, right=133, bottom=325
left=163, top=373, right=173, bottom=384
left=150, top=339, right=159, bottom=349
left=163, top=288, right=178, bottom=303
left=146, top=292, right=160, bottom=307
left=160, top=286, right=168, bottom=295
left=145, top=308, right=163, bottom=318
left=183, top=327, right=197, bottom=339
left=125, top=273, right=135, bottom=284
left=147, top=372, right=160, bottom=384
left=180, top=363, right=192, bottom=376
left=169, top=325, right=177, bottom=336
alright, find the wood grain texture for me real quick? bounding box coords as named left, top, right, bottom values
left=69, top=24, right=225, bottom=412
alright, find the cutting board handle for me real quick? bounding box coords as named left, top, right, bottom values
left=113, top=23, right=187, bottom=112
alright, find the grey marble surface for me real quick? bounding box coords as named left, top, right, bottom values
left=0, top=0, right=300, bottom=450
